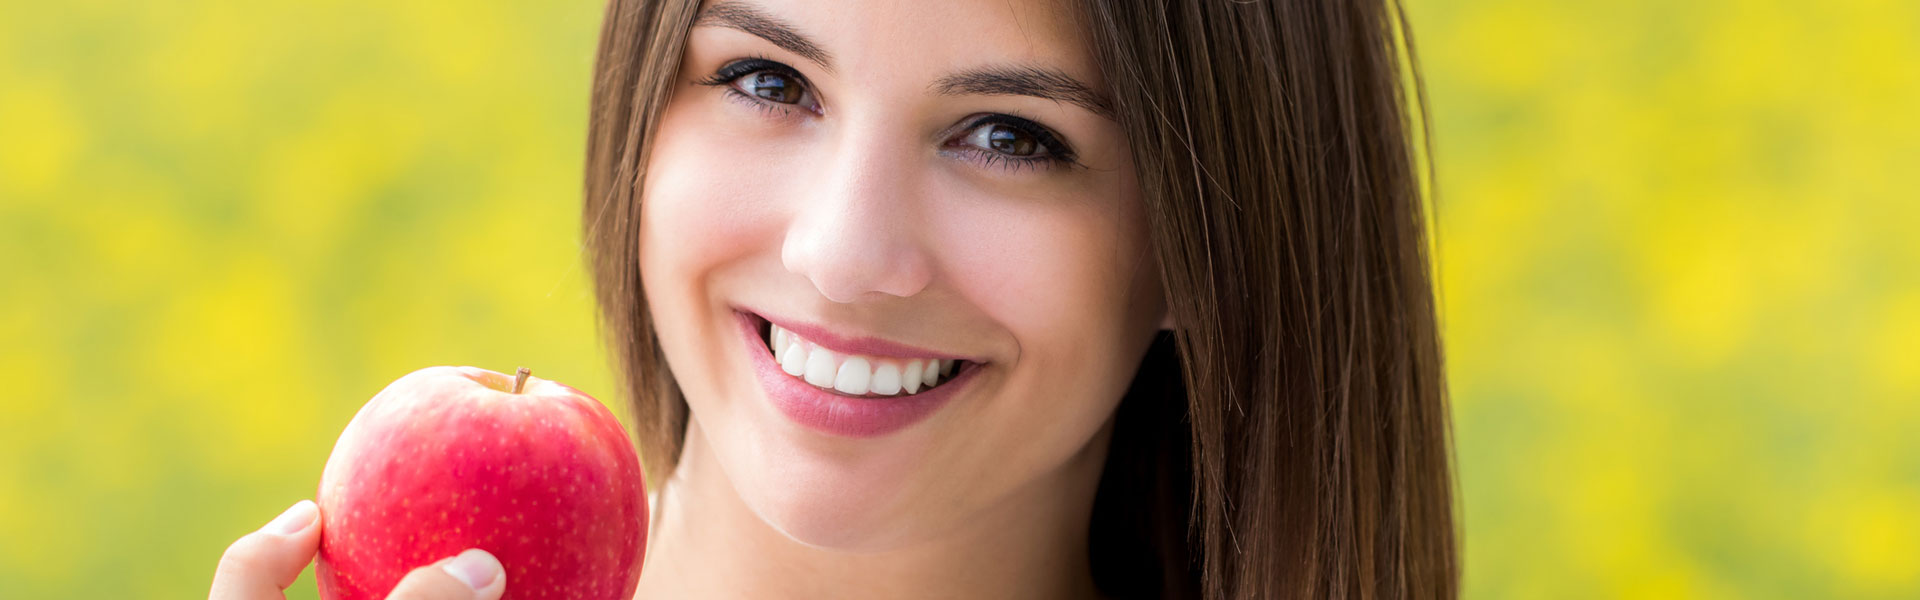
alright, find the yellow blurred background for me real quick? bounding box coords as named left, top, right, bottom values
left=1, top=0, right=1914, bottom=598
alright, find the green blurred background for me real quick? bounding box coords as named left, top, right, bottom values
left=1, top=0, right=1914, bottom=597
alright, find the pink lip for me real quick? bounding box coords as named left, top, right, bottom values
left=756, top=313, right=977, bottom=362
left=735, top=310, right=981, bottom=438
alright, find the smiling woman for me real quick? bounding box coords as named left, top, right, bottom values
left=568, top=0, right=1451, bottom=596
left=196, top=0, right=1446, bottom=598
left=581, top=0, right=1454, bottom=599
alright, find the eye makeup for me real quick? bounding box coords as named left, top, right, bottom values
left=695, top=57, right=1087, bottom=174
left=694, top=56, right=822, bottom=116
left=942, top=113, right=1081, bottom=173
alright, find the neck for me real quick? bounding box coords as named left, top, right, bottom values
left=632, top=418, right=1113, bottom=600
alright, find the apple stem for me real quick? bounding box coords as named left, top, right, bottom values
left=513, top=367, right=531, bottom=394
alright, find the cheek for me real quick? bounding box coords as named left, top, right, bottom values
left=949, top=162, right=1156, bottom=364
left=637, top=100, right=796, bottom=403
left=937, top=185, right=1160, bottom=456
left=639, top=103, right=788, bottom=280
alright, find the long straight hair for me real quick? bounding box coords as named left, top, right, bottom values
left=582, top=1, right=1456, bottom=598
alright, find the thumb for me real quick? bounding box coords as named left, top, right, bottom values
left=385, top=549, right=507, bottom=600
left=211, top=499, right=322, bottom=600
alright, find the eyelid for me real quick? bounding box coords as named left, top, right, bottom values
left=701, top=57, right=802, bottom=85
left=954, top=113, right=1081, bottom=165
left=699, top=58, right=1082, bottom=174
left=944, top=145, right=1068, bottom=174
left=696, top=57, right=823, bottom=114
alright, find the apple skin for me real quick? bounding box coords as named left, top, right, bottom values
left=315, top=366, right=647, bottom=600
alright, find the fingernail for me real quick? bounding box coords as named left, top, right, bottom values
left=442, top=548, right=503, bottom=590
left=264, top=500, right=318, bottom=536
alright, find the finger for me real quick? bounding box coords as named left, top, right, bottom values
left=385, top=549, right=507, bottom=600
left=210, top=499, right=322, bottom=600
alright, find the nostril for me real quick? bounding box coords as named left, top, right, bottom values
left=780, top=218, right=936, bottom=303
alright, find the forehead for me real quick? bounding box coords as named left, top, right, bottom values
left=695, top=0, right=1105, bottom=90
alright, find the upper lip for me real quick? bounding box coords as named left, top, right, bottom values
left=743, top=309, right=981, bottom=363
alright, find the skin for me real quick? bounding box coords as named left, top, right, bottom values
left=211, top=500, right=508, bottom=600
left=210, top=0, right=1164, bottom=597
left=634, top=0, right=1168, bottom=598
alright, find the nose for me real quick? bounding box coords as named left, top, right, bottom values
left=780, top=123, right=935, bottom=303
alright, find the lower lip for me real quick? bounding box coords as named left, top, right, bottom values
left=735, top=310, right=979, bottom=438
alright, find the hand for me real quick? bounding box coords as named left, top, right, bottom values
left=210, top=499, right=509, bottom=600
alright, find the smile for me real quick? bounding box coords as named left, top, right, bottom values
left=766, top=323, right=971, bottom=397
left=735, top=309, right=984, bottom=438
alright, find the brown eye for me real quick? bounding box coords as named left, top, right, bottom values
left=959, top=122, right=1045, bottom=157
left=698, top=58, right=820, bottom=114
left=943, top=114, right=1078, bottom=173
left=741, top=71, right=803, bottom=104
left=985, top=124, right=1036, bottom=156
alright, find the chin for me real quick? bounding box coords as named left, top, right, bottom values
left=757, top=495, right=897, bottom=551
left=732, top=440, right=941, bottom=552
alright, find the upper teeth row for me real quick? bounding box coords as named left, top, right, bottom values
left=769, top=324, right=959, bottom=396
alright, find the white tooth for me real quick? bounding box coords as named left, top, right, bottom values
left=902, top=361, right=923, bottom=394
left=923, top=359, right=940, bottom=388
left=834, top=357, right=871, bottom=395
left=781, top=342, right=807, bottom=376
left=871, top=362, right=902, bottom=395
left=771, top=325, right=786, bottom=354
left=944, top=360, right=957, bottom=376
left=805, top=347, right=837, bottom=387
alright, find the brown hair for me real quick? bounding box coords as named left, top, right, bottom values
left=582, top=0, right=1455, bottom=598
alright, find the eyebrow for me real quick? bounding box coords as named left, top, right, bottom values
left=695, top=2, right=835, bottom=74
left=932, top=66, right=1115, bottom=121
left=694, top=1, right=1114, bottom=121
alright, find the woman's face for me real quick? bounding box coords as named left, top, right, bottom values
left=638, top=0, right=1166, bottom=550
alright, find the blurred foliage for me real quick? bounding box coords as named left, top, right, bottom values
left=1413, top=0, right=1920, bottom=597
left=0, top=0, right=1914, bottom=598
left=0, top=1, right=614, bottom=597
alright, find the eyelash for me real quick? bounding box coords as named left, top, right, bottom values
left=694, top=56, right=818, bottom=117
left=694, top=58, right=1082, bottom=173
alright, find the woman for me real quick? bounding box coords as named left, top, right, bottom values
left=212, top=0, right=1455, bottom=598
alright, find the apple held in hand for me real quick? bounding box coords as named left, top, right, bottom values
left=316, top=366, right=648, bottom=600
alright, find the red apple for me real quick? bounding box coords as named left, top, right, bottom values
left=315, top=366, right=647, bottom=600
